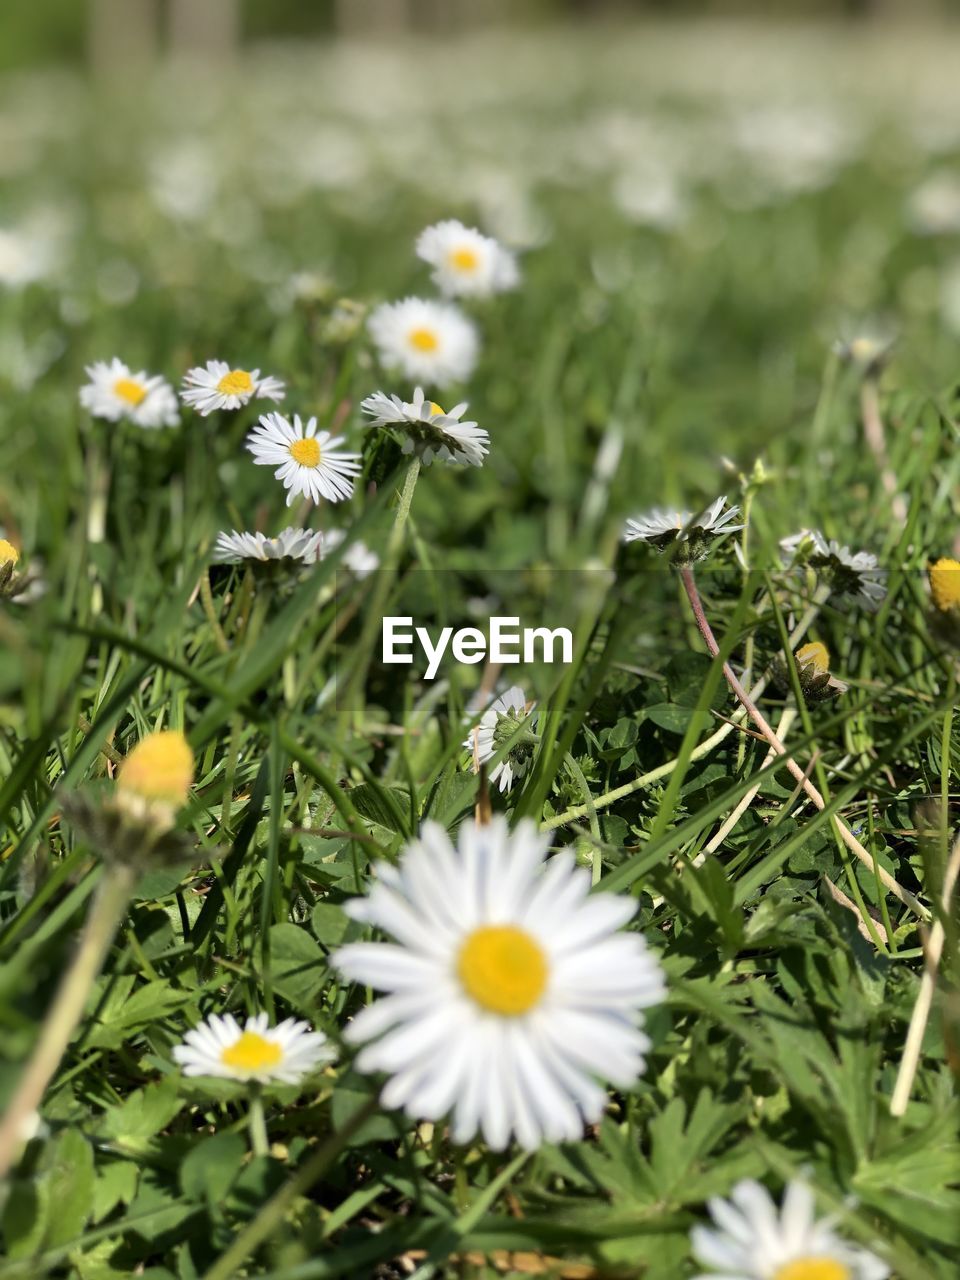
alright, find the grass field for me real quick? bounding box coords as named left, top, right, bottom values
left=0, top=24, right=959, bottom=1280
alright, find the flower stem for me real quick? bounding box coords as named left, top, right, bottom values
left=248, top=1087, right=270, bottom=1158
left=0, top=861, right=136, bottom=1178
left=341, top=457, right=421, bottom=725
left=678, top=565, right=927, bottom=922
left=543, top=589, right=830, bottom=832
left=200, top=1097, right=379, bottom=1280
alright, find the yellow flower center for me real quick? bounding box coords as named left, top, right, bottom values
left=118, top=730, right=194, bottom=806
left=849, top=337, right=880, bottom=363
left=457, top=925, right=548, bottom=1016
left=773, top=1259, right=851, bottom=1280
left=219, top=1031, right=283, bottom=1074
left=408, top=327, right=439, bottom=353
left=449, top=246, right=480, bottom=273
left=113, top=377, right=148, bottom=407
left=216, top=369, right=254, bottom=396
left=290, top=437, right=321, bottom=468
left=796, top=641, right=830, bottom=676
left=929, top=557, right=960, bottom=613
left=0, top=539, right=19, bottom=568
left=428, top=401, right=445, bottom=416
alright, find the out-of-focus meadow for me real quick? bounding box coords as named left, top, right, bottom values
left=2, top=5, right=960, bottom=1280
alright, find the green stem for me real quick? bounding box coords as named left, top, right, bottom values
left=341, top=457, right=421, bottom=725
left=248, top=1087, right=270, bottom=1158
left=543, top=589, right=830, bottom=832
left=0, top=862, right=135, bottom=1178
left=201, top=1097, right=379, bottom=1280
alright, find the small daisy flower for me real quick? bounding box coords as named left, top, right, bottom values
left=691, top=1177, right=889, bottom=1280
left=928, top=557, right=960, bottom=615
left=780, top=531, right=886, bottom=609
left=777, top=641, right=847, bottom=703
left=180, top=360, right=285, bottom=416
left=415, top=219, right=519, bottom=298
left=246, top=412, right=361, bottom=506
left=367, top=297, right=479, bottom=388
left=333, top=816, right=666, bottom=1151
left=79, top=358, right=179, bottom=429
left=173, top=1012, right=334, bottom=1085
left=832, top=333, right=894, bottom=376
left=463, top=685, right=537, bottom=794
left=624, top=497, right=743, bottom=558
left=360, top=386, right=489, bottom=467
left=212, top=527, right=324, bottom=565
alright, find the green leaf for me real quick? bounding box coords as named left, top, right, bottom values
left=179, top=1131, right=246, bottom=1205
left=266, top=922, right=327, bottom=1007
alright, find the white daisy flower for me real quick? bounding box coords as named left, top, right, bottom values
left=691, top=1177, right=889, bottom=1280
left=79, top=358, right=179, bottom=429
left=780, top=531, right=886, bottom=609
left=172, top=1012, right=333, bottom=1085
left=333, top=816, right=666, bottom=1151
left=415, top=219, right=519, bottom=298
left=367, top=297, right=479, bottom=388
left=360, top=386, right=489, bottom=467
left=212, top=527, right=324, bottom=565
left=624, top=497, right=743, bottom=550
left=246, top=412, right=361, bottom=506
left=322, top=527, right=380, bottom=578
left=180, top=360, right=286, bottom=416
left=463, top=685, right=536, bottom=794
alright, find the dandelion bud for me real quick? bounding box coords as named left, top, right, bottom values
left=118, top=730, right=194, bottom=809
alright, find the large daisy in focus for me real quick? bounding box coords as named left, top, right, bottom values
left=79, top=358, right=179, bottom=428
left=691, top=1177, right=889, bottom=1280
left=333, top=816, right=665, bottom=1151
left=367, top=297, right=478, bottom=388
left=180, top=360, right=285, bottom=415
left=246, top=413, right=361, bottom=506
left=212, top=528, right=324, bottom=564
left=624, top=497, right=743, bottom=551
left=360, top=386, right=489, bottom=466
left=415, top=220, right=519, bottom=298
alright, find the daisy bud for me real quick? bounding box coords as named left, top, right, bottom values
left=0, top=539, right=19, bottom=594
left=775, top=641, right=847, bottom=703
left=118, top=730, right=194, bottom=811
left=61, top=729, right=196, bottom=867
left=928, top=557, right=960, bottom=616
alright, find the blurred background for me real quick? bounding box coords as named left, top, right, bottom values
left=4, top=0, right=960, bottom=569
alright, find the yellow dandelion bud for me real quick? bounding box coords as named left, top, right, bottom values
left=929, top=557, right=960, bottom=614
left=795, top=641, right=830, bottom=677
left=0, top=539, right=19, bottom=568
left=118, top=730, right=194, bottom=808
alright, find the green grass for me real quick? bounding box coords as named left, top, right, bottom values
left=1, top=27, right=959, bottom=1280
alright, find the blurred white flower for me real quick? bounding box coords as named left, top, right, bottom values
left=907, top=171, right=960, bottom=235
left=367, top=297, right=478, bottom=388
left=321, top=527, right=379, bottom=578
left=173, top=1012, right=333, bottom=1085
left=181, top=361, right=285, bottom=416
left=80, top=358, right=179, bottom=429
left=691, top=1177, right=888, bottom=1280
left=416, top=219, right=518, bottom=298
left=333, top=816, right=666, bottom=1150
left=246, top=412, right=361, bottom=506
left=360, top=386, right=489, bottom=466
left=780, top=530, right=886, bottom=609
